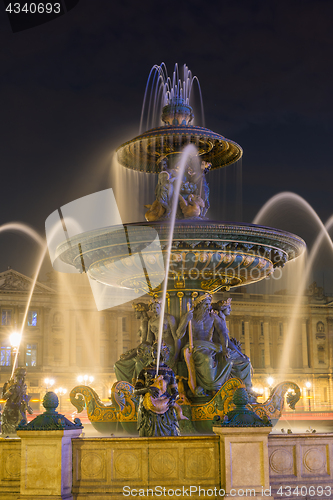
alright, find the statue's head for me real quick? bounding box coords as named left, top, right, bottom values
left=215, top=297, right=232, bottom=316
left=132, top=302, right=149, bottom=318
left=149, top=298, right=162, bottom=315
left=159, top=171, right=170, bottom=183
left=159, top=157, right=168, bottom=171
left=193, top=293, right=212, bottom=312
left=14, top=367, right=26, bottom=383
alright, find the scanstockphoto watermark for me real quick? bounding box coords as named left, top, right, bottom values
left=168, top=260, right=290, bottom=283
left=123, top=485, right=273, bottom=497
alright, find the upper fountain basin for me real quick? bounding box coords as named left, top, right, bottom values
left=116, top=125, right=243, bottom=173
left=55, top=220, right=306, bottom=294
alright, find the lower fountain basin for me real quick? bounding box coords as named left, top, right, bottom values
left=55, top=220, right=305, bottom=294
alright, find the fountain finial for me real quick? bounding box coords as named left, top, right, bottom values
left=161, top=97, right=194, bottom=126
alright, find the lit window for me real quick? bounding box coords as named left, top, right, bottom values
left=0, top=346, right=11, bottom=366
left=27, top=311, right=37, bottom=327
left=26, top=344, right=37, bottom=367
left=2, top=309, right=12, bottom=326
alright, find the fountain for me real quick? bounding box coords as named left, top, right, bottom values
left=46, top=64, right=306, bottom=434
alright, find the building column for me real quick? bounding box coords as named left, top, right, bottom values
left=117, top=316, right=124, bottom=359
left=301, top=318, right=309, bottom=368
left=244, top=318, right=250, bottom=358
left=283, top=320, right=289, bottom=368
left=327, top=317, right=333, bottom=371
left=94, top=312, right=101, bottom=367
left=69, top=313, right=76, bottom=367
left=264, top=320, right=271, bottom=368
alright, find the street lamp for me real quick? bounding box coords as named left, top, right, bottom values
left=44, top=378, right=55, bottom=392
left=9, top=331, right=22, bottom=370
left=305, top=381, right=311, bottom=411
left=77, top=375, right=94, bottom=385
left=54, top=387, right=67, bottom=412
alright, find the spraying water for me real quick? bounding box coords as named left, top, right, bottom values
left=0, top=222, right=46, bottom=377
left=140, top=63, right=205, bottom=133
left=253, top=192, right=333, bottom=375
left=155, top=144, right=198, bottom=374
left=11, top=244, right=48, bottom=377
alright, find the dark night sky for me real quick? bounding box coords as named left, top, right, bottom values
left=0, top=0, right=333, bottom=288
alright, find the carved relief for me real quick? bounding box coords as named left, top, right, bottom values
left=269, top=448, right=295, bottom=475
left=53, top=312, right=63, bottom=326
left=114, top=451, right=141, bottom=479
left=184, top=449, right=213, bottom=478
left=303, top=447, right=327, bottom=474
left=316, top=321, right=326, bottom=341
left=81, top=452, right=105, bottom=479
left=149, top=450, right=178, bottom=478
left=4, top=451, right=21, bottom=478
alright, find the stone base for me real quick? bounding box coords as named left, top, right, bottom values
left=225, top=497, right=273, bottom=500
left=213, top=426, right=272, bottom=495
left=18, top=496, right=73, bottom=500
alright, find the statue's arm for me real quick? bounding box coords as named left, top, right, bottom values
left=138, top=319, right=149, bottom=343
left=134, top=369, right=159, bottom=398
left=213, top=314, right=229, bottom=352
left=176, top=310, right=192, bottom=340
left=168, top=372, right=179, bottom=407
left=169, top=316, right=181, bottom=362
left=146, top=322, right=155, bottom=344
left=119, top=347, right=138, bottom=360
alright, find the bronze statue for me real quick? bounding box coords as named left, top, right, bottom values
left=134, top=344, right=180, bottom=437
left=146, top=298, right=180, bottom=370
left=145, top=170, right=175, bottom=221
left=114, top=303, right=153, bottom=384
left=1, top=367, right=33, bottom=436
left=178, top=193, right=205, bottom=218
left=212, top=298, right=257, bottom=400
left=176, top=293, right=232, bottom=396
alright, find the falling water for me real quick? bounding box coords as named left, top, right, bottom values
left=11, top=244, right=48, bottom=377
left=206, top=158, right=243, bottom=222
left=253, top=192, right=333, bottom=376
left=155, top=144, right=198, bottom=374
left=0, top=222, right=47, bottom=377
left=110, top=153, right=157, bottom=223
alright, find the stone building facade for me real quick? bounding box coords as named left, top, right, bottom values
left=0, top=268, right=332, bottom=414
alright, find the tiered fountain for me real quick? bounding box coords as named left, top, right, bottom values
left=53, top=64, right=305, bottom=434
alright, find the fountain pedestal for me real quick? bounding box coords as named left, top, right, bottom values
left=16, top=429, right=81, bottom=500
left=213, top=426, right=274, bottom=499
left=16, top=392, right=82, bottom=500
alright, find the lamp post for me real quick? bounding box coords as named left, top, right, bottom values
left=44, top=378, right=55, bottom=392
left=9, top=331, right=22, bottom=372
left=77, top=375, right=94, bottom=385
left=305, top=381, right=311, bottom=412
left=54, top=387, right=67, bottom=412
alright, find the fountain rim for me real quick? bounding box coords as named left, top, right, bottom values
left=116, top=124, right=243, bottom=172
left=55, top=219, right=306, bottom=263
